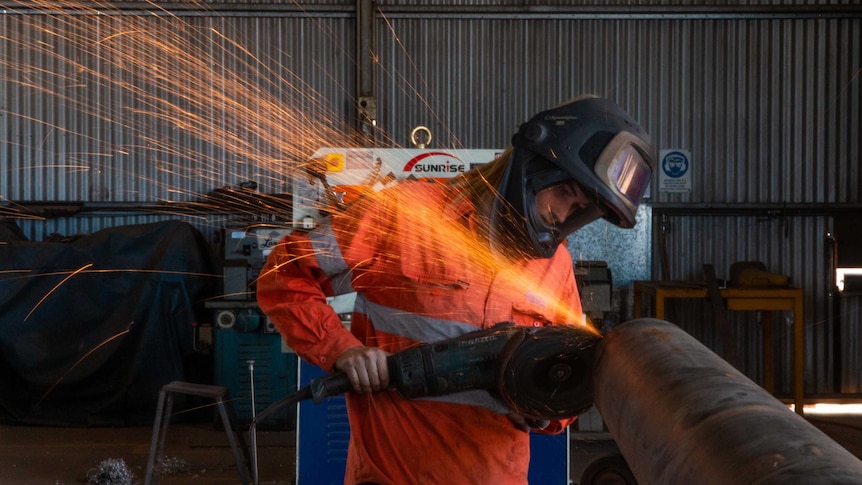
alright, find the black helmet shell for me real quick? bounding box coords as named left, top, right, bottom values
left=492, top=97, right=655, bottom=258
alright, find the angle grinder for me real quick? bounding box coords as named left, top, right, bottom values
left=254, top=322, right=600, bottom=424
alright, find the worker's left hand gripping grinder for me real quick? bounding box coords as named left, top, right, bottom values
left=255, top=322, right=599, bottom=423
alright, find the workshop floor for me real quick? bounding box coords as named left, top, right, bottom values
left=1, top=414, right=862, bottom=485
left=0, top=421, right=296, bottom=485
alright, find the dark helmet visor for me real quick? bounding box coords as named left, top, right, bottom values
left=594, top=130, right=653, bottom=221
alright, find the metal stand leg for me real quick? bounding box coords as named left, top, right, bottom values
left=216, top=398, right=251, bottom=485
left=143, top=381, right=251, bottom=485
left=144, top=390, right=168, bottom=485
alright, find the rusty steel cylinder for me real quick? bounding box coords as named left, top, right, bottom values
left=593, top=318, right=862, bottom=485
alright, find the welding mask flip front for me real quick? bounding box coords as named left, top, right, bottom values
left=493, top=97, right=655, bottom=259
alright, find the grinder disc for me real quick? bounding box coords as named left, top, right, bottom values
left=497, top=325, right=600, bottom=420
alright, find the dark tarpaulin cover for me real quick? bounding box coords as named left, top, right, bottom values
left=0, top=220, right=218, bottom=426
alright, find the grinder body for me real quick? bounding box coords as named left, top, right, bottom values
left=304, top=322, right=598, bottom=421
left=389, top=325, right=521, bottom=399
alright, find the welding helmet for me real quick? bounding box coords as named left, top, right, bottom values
left=493, top=97, right=655, bottom=258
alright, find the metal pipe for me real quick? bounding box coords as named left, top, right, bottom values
left=593, top=318, right=862, bottom=484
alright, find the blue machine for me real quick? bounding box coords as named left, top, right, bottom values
left=295, top=360, right=569, bottom=484
left=296, top=361, right=350, bottom=485
left=213, top=325, right=298, bottom=429
left=210, top=224, right=299, bottom=429
left=529, top=432, right=570, bottom=484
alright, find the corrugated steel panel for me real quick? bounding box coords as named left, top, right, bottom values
left=373, top=1, right=862, bottom=12
left=3, top=1, right=355, bottom=11
left=5, top=12, right=858, bottom=203
left=649, top=213, right=840, bottom=394
left=2, top=12, right=355, bottom=202
left=371, top=13, right=859, bottom=397
left=44, top=1, right=859, bottom=8
left=374, top=17, right=860, bottom=208
left=147, top=1, right=352, bottom=5
left=658, top=16, right=862, bottom=205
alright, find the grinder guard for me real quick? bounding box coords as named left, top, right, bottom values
left=497, top=325, right=598, bottom=420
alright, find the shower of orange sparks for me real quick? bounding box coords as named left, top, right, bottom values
left=386, top=189, right=594, bottom=330
left=261, top=186, right=594, bottom=332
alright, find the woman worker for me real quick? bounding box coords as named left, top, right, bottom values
left=257, top=96, right=655, bottom=485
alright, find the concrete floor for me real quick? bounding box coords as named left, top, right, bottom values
left=0, top=421, right=296, bottom=485
left=1, top=414, right=862, bottom=485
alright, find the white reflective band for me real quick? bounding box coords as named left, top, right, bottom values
left=364, top=299, right=478, bottom=343
left=309, top=225, right=355, bottom=294
left=359, top=298, right=512, bottom=414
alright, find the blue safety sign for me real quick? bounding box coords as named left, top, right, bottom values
left=658, top=149, right=692, bottom=193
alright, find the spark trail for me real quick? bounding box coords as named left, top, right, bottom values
left=1, top=0, right=366, bottom=218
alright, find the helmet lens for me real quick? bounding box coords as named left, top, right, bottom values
left=608, top=145, right=652, bottom=204
left=595, top=131, right=654, bottom=212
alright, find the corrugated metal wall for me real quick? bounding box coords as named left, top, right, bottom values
left=1, top=11, right=356, bottom=202
left=2, top=1, right=861, bottom=395
left=649, top=214, right=838, bottom=395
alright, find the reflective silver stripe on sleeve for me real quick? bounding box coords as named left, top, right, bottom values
left=330, top=271, right=355, bottom=295
left=309, top=225, right=355, bottom=294
left=365, top=299, right=477, bottom=343
left=360, top=299, right=511, bottom=414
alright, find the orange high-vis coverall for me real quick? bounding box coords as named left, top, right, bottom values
left=257, top=180, right=584, bottom=485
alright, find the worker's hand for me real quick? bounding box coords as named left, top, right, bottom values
left=334, top=345, right=391, bottom=394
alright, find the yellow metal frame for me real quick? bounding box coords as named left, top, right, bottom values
left=633, top=280, right=805, bottom=416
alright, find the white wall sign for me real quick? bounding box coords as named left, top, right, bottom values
left=658, top=149, right=692, bottom=193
